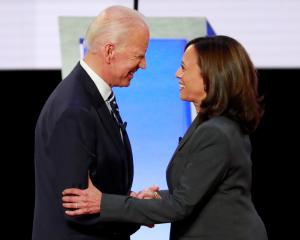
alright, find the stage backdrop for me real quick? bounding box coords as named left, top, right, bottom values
left=59, top=17, right=214, bottom=239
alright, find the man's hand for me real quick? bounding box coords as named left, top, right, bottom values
left=62, top=176, right=101, bottom=216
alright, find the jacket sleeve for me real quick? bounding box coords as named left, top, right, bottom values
left=99, top=126, right=230, bottom=225
left=158, top=190, right=169, bottom=199
left=49, top=107, right=103, bottom=226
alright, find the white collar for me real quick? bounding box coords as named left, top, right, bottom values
left=80, top=59, right=111, bottom=101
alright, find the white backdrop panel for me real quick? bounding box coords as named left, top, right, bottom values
left=1, top=0, right=300, bottom=69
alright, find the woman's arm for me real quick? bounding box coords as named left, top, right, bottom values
left=63, top=126, right=230, bottom=225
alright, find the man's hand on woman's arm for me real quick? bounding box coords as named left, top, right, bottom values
left=62, top=176, right=161, bottom=218
left=62, top=176, right=102, bottom=216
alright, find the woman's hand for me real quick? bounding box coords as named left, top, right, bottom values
left=131, top=185, right=161, bottom=228
left=135, top=185, right=161, bottom=199
left=62, top=176, right=101, bottom=216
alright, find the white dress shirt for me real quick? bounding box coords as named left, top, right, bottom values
left=80, top=60, right=124, bottom=141
left=80, top=60, right=112, bottom=111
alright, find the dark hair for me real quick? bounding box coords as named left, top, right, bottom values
left=185, top=35, right=263, bottom=134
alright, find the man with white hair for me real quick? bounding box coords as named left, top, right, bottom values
left=32, top=5, right=149, bottom=240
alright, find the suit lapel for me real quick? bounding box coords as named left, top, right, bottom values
left=122, top=129, right=134, bottom=191
left=77, top=64, right=134, bottom=192
left=76, top=63, right=133, bottom=191
left=96, top=104, right=125, bottom=151
left=76, top=63, right=125, bottom=152
left=167, top=117, right=200, bottom=174
left=175, top=117, right=199, bottom=153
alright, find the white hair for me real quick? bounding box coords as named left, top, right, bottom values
left=85, top=5, right=148, bottom=53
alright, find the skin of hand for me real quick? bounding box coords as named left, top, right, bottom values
left=136, top=185, right=161, bottom=199
left=62, top=177, right=161, bottom=229
left=130, top=185, right=161, bottom=228
left=62, top=177, right=102, bottom=216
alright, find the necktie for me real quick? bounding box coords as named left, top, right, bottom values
left=107, top=92, right=127, bottom=131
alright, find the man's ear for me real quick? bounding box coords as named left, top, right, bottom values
left=104, top=43, right=115, bottom=64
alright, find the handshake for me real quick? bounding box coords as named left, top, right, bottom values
left=130, top=185, right=161, bottom=200
left=62, top=178, right=162, bottom=221
left=130, top=185, right=162, bottom=228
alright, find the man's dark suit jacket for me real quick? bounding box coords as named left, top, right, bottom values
left=32, top=63, right=139, bottom=240
left=100, top=116, right=268, bottom=240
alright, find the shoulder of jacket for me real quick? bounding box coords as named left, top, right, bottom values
left=199, top=116, right=241, bottom=138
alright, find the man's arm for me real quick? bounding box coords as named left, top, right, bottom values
left=50, top=107, right=102, bottom=225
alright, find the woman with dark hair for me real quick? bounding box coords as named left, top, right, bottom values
left=62, top=35, right=268, bottom=240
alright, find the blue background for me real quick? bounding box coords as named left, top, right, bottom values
left=114, top=39, right=191, bottom=239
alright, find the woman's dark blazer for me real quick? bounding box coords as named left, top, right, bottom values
left=100, top=116, right=268, bottom=240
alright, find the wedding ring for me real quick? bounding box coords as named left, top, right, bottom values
left=153, top=191, right=161, bottom=199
